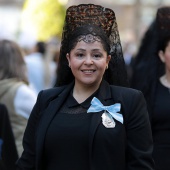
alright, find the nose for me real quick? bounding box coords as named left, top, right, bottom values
left=84, top=56, right=93, bottom=65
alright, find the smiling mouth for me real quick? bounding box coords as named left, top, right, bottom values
left=81, top=70, right=95, bottom=73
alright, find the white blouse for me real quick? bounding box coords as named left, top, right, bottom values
left=14, top=84, right=37, bottom=119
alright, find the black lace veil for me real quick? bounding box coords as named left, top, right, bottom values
left=157, top=6, right=170, bottom=42
left=131, top=6, right=170, bottom=116
left=56, top=4, right=128, bottom=87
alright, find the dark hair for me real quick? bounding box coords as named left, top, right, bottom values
left=131, top=20, right=159, bottom=91
left=36, top=41, right=46, bottom=54
left=0, top=39, right=28, bottom=84
left=158, top=35, right=170, bottom=52
left=130, top=18, right=166, bottom=117
left=56, top=24, right=128, bottom=87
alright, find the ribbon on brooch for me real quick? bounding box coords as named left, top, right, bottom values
left=87, top=97, right=123, bottom=124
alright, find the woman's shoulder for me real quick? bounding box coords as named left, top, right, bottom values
left=37, top=85, right=69, bottom=103
left=40, top=85, right=67, bottom=97
left=34, top=85, right=69, bottom=111
left=109, top=85, right=144, bottom=104
left=110, top=85, right=142, bottom=96
left=110, top=85, right=148, bottom=124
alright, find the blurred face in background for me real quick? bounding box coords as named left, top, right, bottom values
left=159, top=40, right=170, bottom=73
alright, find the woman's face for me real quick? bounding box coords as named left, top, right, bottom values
left=67, top=40, right=111, bottom=88
left=159, top=41, right=170, bottom=72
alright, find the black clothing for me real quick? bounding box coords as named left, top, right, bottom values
left=16, top=80, right=154, bottom=170
left=0, top=104, right=18, bottom=170
left=44, top=113, right=91, bottom=170
left=152, top=81, right=170, bottom=170
left=44, top=92, right=93, bottom=170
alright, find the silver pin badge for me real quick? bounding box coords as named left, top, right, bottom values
left=101, top=111, right=116, bottom=128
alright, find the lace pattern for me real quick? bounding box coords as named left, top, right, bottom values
left=56, top=4, right=128, bottom=87
left=77, top=34, right=101, bottom=43
left=157, top=7, right=170, bottom=38
left=61, top=4, right=121, bottom=57
left=59, top=104, right=87, bottom=114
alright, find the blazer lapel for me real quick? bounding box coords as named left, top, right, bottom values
left=88, top=80, right=112, bottom=169
left=36, top=82, right=74, bottom=169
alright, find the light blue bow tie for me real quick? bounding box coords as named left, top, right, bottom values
left=87, top=97, right=123, bottom=124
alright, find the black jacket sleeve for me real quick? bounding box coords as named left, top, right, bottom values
left=0, top=104, right=18, bottom=170
left=124, top=90, right=155, bottom=170
left=16, top=91, right=43, bottom=170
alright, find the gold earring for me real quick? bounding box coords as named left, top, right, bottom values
left=106, top=65, right=108, bottom=69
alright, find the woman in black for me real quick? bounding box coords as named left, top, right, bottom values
left=16, top=4, right=154, bottom=170
left=151, top=7, right=170, bottom=170
left=131, top=7, right=170, bottom=170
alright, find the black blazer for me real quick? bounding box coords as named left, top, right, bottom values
left=16, top=81, right=154, bottom=170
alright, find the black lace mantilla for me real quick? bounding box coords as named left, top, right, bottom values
left=78, top=34, right=101, bottom=43
left=61, top=4, right=122, bottom=57
left=56, top=4, right=128, bottom=87
left=157, top=6, right=170, bottom=38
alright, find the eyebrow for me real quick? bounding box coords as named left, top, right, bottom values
left=76, top=49, right=86, bottom=51
left=76, top=48, right=101, bottom=51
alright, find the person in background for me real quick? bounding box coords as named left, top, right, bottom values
left=122, top=41, right=136, bottom=83
left=0, top=103, right=18, bottom=170
left=130, top=19, right=158, bottom=90
left=25, top=41, right=57, bottom=94
left=24, top=41, right=47, bottom=93
left=16, top=4, right=154, bottom=170
left=0, top=39, right=37, bottom=156
left=131, top=6, right=170, bottom=170
left=45, top=37, right=60, bottom=87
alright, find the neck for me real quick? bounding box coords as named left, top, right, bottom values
left=160, top=74, right=170, bottom=88
left=73, top=82, right=101, bottom=103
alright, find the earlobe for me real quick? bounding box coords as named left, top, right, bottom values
left=66, top=53, right=71, bottom=67
left=106, top=55, right=111, bottom=69
left=66, top=53, right=69, bottom=59
left=107, top=55, right=111, bottom=63
left=158, top=50, right=165, bottom=63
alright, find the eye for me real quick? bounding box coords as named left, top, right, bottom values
left=76, top=53, right=84, bottom=58
left=93, top=53, right=102, bottom=59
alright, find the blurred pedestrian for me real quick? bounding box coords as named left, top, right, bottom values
left=25, top=41, right=57, bottom=93
left=131, top=6, right=170, bottom=170
left=45, top=37, right=60, bottom=87
left=0, top=103, right=18, bottom=170
left=0, top=39, right=37, bottom=156
left=24, top=41, right=46, bottom=93
left=130, top=19, right=159, bottom=91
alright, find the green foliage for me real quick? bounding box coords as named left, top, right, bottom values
left=22, top=0, right=66, bottom=41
